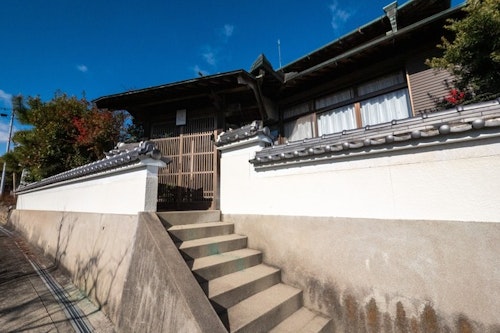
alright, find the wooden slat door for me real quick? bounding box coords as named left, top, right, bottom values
left=153, top=118, right=218, bottom=211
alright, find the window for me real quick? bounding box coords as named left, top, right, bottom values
left=284, top=114, right=314, bottom=142
left=315, top=89, right=353, bottom=110
left=315, top=89, right=357, bottom=136
left=360, top=88, right=411, bottom=125
left=281, top=71, right=412, bottom=141
left=317, top=105, right=356, bottom=136
left=283, top=102, right=310, bottom=119
left=358, top=72, right=405, bottom=96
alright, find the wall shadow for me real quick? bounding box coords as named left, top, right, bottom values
left=0, top=224, right=104, bottom=332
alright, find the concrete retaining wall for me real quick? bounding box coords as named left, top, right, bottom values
left=117, top=212, right=226, bottom=333
left=223, top=213, right=500, bottom=332
left=8, top=210, right=136, bottom=324
left=7, top=210, right=226, bottom=333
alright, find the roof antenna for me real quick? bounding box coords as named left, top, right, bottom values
left=277, top=39, right=282, bottom=69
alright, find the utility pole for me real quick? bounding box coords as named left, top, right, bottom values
left=0, top=105, right=15, bottom=196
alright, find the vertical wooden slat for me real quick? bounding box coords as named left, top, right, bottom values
left=153, top=116, right=217, bottom=210
left=211, top=128, right=218, bottom=210
left=354, top=102, right=362, bottom=128
left=190, top=139, right=195, bottom=182
left=177, top=134, right=184, bottom=189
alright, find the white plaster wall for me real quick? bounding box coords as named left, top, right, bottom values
left=16, top=160, right=163, bottom=215
left=220, top=137, right=500, bottom=222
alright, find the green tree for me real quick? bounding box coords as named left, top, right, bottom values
left=428, top=0, right=500, bottom=101
left=4, top=92, right=127, bottom=182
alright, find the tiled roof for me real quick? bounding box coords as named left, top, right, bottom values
left=16, top=141, right=169, bottom=193
left=280, top=0, right=452, bottom=75
left=216, top=121, right=272, bottom=146
left=250, top=99, right=500, bottom=169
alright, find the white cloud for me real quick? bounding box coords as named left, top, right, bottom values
left=203, top=51, right=217, bottom=66
left=223, top=24, right=234, bottom=38
left=77, top=64, right=88, bottom=73
left=0, top=122, right=10, bottom=143
left=329, top=1, right=351, bottom=31
left=0, top=122, right=18, bottom=145
left=193, top=65, right=209, bottom=77
left=191, top=23, right=234, bottom=77
left=0, top=89, right=12, bottom=107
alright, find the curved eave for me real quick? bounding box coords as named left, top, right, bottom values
left=283, top=4, right=463, bottom=91
left=280, top=0, right=452, bottom=74
left=94, top=70, right=255, bottom=110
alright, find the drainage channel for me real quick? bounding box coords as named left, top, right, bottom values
left=0, top=225, right=93, bottom=333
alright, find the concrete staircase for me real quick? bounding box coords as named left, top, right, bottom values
left=158, top=211, right=332, bottom=333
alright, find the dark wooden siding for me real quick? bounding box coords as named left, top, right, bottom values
left=406, top=51, right=455, bottom=115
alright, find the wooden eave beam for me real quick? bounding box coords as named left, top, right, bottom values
left=120, top=86, right=251, bottom=111
left=237, top=74, right=268, bottom=121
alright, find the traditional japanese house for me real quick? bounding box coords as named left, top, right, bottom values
left=95, top=0, right=460, bottom=211
left=95, top=70, right=277, bottom=210
left=14, top=1, right=499, bottom=331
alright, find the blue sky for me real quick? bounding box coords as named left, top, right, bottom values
left=0, top=0, right=463, bottom=153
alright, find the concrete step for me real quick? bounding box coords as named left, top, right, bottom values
left=162, top=212, right=334, bottom=333
left=168, top=222, right=234, bottom=242
left=209, top=264, right=281, bottom=310
left=227, top=283, right=302, bottom=333
left=179, top=234, right=248, bottom=259
left=192, top=248, right=262, bottom=281
left=269, top=307, right=333, bottom=333
left=157, top=210, right=221, bottom=227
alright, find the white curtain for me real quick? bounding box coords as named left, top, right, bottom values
left=317, top=105, right=356, bottom=135
left=361, top=89, right=411, bottom=126
left=284, top=114, right=314, bottom=142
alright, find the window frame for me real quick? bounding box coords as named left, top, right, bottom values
left=282, top=71, right=412, bottom=142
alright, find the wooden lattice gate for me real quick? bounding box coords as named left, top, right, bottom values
left=153, top=118, right=218, bottom=211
